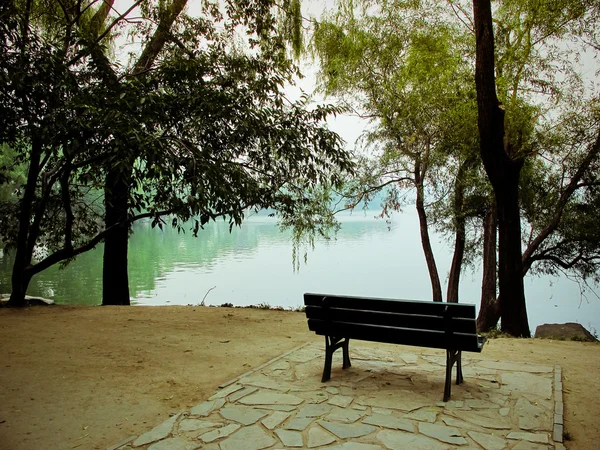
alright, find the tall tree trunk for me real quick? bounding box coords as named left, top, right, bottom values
left=496, top=172, right=529, bottom=335
left=473, top=0, right=530, bottom=337
left=415, top=180, right=443, bottom=302
left=447, top=158, right=475, bottom=303
left=9, top=269, right=33, bottom=307
left=446, top=226, right=465, bottom=304
left=93, top=0, right=188, bottom=306
left=102, top=168, right=130, bottom=305
left=477, top=207, right=500, bottom=331
left=9, top=138, right=42, bottom=307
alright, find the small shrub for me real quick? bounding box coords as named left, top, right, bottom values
left=290, top=305, right=306, bottom=312
left=257, top=302, right=272, bottom=310
left=563, top=430, right=573, bottom=441
left=481, top=325, right=507, bottom=339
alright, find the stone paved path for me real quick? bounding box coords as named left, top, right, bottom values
left=109, top=342, right=565, bottom=450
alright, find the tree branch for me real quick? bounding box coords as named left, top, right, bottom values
left=522, top=125, right=600, bottom=273
left=132, top=0, right=188, bottom=75
left=25, top=208, right=175, bottom=276
left=68, top=0, right=143, bottom=67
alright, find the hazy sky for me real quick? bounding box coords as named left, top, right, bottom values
left=109, top=0, right=598, bottom=154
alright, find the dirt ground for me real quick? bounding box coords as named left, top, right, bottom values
left=0, top=306, right=598, bottom=450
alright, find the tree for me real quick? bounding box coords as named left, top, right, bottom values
left=471, top=0, right=600, bottom=334
left=310, top=0, right=485, bottom=302
left=473, top=0, right=530, bottom=336
left=0, top=0, right=353, bottom=307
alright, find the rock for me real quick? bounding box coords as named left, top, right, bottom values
left=132, top=414, right=181, bottom=447
left=457, top=411, right=511, bottom=430
left=327, top=444, right=384, bottom=450
left=325, top=407, right=366, bottom=423
left=209, top=383, right=243, bottom=400
left=377, top=429, right=450, bottom=450
left=534, top=323, right=598, bottom=342
left=238, top=391, right=304, bottom=406
left=357, top=392, right=430, bottom=412
left=403, top=408, right=438, bottom=423
left=418, top=422, right=468, bottom=445
left=275, top=429, right=303, bottom=447
left=219, top=406, right=268, bottom=425
left=467, top=431, right=508, bottom=450
left=363, top=413, right=415, bottom=432
left=229, top=387, right=259, bottom=402
left=514, top=397, right=551, bottom=431
left=296, top=403, right=333, bottom=418
left=198, top=424, right=240, bottom=443
left=328, top=395, right=354, bottom=408
left=190, top=398, right=225, bottom=417
left=0, top=294, right=55, bottom=306
left=261, top=411, right=291, bottom=430
left=178, top=419, right=220, bottom=432
left=500, top=372, right=553, bottom=399
left=147, top=437, right=200, bottom=450
left=506, top=431, right=550, bottom=444
left=317, top=420, right=376, bottom=439
left=285, top=416, right=314, bottom=431
left=219, top=425, right=275, bottom=450
left=307, top=426, right=336, bottom=448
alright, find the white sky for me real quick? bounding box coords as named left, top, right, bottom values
left=109, top=0, right=598, bottom=154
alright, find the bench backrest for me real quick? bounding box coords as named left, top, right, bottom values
left=304, top=293, right=482, bottom=352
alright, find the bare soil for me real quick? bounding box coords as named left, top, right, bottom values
left=0, top=305, right=598, bottom=450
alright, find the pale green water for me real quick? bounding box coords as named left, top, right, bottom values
left=1, top=211, right=598, bottom=335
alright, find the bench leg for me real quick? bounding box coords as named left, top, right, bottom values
left=342, top=338, right=351, bottom=369
left=444, top=349, right=462, bottom=402
left=444, top=350, right=453, bottom=402
left=456, top=351, right=464, bottom=385
left=322, top=336, right=350, bottom=382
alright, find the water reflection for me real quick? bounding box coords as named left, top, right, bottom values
left=0, top=211, right=598, bottom=335
left=0, top=213, right=391, bottom=306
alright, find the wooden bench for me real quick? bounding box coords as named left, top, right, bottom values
left=304, top=293, right=486, bottom=401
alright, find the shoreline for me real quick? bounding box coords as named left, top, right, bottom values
left=3, top=297, right=598, bottom=343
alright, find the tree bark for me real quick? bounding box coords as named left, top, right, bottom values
left=473, top=0, right=530, bottom=337
left=447, top=158, right=475, bottom=303
left=95, top=0, right=188, bottom=306
left=415, top=162, right=443, bottom=302
left=477, top=207, right=500, bottom=331
left=102, top=168, right=131, bottom=305
left=8, top=138, right=42, bottom=307
left=496, top=171, right=529, bottom=335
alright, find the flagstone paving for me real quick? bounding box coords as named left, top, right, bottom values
left=108, top=342, right=565, bottom=450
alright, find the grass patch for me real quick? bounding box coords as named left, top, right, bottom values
left=480, top=325, right=511, bottom=339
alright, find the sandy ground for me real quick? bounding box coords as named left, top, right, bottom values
left=0, top=306, right=598, bottom=450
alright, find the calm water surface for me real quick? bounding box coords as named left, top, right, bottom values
left=1, top=211, right=598, bottom=335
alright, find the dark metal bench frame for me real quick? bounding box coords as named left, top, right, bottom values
left=304, top=293, right=486, bottom=401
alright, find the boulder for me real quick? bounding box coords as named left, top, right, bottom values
left=535, top=323, right=597, bottom=342
left=0, top=294, right=55, bottom=306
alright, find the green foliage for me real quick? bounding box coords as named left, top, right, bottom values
left=0, top=0, right=353, bottom=298
left=519, top=97, right=600, bottom=283
left=0, top=145, right=26, bottom=202
left=309, top=0, right=600, bottom=291
left=480, top=324, right=510, bottom=339
left=279, top=0, right=303, bottom=58
left=307, top=0, right=491, bottom=283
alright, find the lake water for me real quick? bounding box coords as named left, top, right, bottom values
left=1, top=210, right=598, bottom=336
